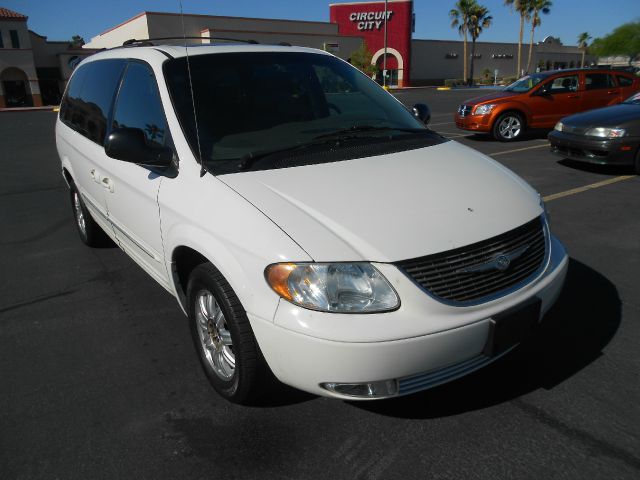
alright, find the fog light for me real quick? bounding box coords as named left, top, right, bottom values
left=320, top=380, right=399, bottom=398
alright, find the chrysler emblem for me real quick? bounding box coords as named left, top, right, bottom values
left=457, top=244, right=530, bottom=274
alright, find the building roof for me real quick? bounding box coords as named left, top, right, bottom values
left=0, top=7, right=28, bottom=20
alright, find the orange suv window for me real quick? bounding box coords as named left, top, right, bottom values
left=547, top=75, right=578, bottom=93
left=618, top=75, right=633, bottom=87
left=585, top=73, right=616, bottom=90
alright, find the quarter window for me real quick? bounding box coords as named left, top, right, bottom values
left=112, top=62, right=167, bottom=148
left=9, top=30, right=19, bottom=48
left=59, top=59, right=126, bottom=144
left=618, top=75, right=633, bottom=87
left=585, top=73, right=616, bottom=90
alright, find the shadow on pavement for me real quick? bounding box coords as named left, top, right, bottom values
left=351, top=258, right=621, bottom=419
left=558, top=158, right=636, bottom=176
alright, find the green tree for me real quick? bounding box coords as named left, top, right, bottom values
left=450, top=0, right=478, bottom=87
left=590, top=21, right=640, bottom=66
left=504, top=0, right=531, bottom=77
left=577, top=32, right=592, bottom=68
left=526, top=0, right=552, bottom=73
left=350, top=41, right=377, bottom=77
left=467, top=4, right=493, bottom=85
left=70, top=35, right=85, bottom=48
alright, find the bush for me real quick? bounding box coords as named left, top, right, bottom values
left=444, top=78, right=466, bottom=87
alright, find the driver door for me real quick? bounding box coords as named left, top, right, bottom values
left=529, top=74, right=581, bottom=128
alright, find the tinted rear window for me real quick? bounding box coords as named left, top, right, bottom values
left=585, top=73, right=616, bottom=90
left=618, top=75, right=633, bottom=87
left=60, top=59, right=126, bottom=144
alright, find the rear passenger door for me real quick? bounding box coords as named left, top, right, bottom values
left=102, top=61, right=171, bottom=288
left=58, top=59, right=126, bottom=238
left=582, top=72, right=620, bottom=111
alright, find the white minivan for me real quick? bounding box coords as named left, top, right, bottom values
left=56, top=43, right=568, bottom=403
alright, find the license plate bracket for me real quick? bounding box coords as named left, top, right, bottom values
left=483, top=297, right=541, bottom=357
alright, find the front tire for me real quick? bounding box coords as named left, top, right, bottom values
left=187, top=263, right=266, bottom=404
left=492, top=112, right=525, bottom=142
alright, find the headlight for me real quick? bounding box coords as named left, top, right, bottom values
left=265, top=263, right=399, bottom=313
left=474, top=104, right=496, bottom=115
left=585, top=127, right=626, bottom=138
left=554, top=121, right=564, bottom=132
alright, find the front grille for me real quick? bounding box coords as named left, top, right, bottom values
left=395, top=216, right=547, bottom=304
left=457, top=104, right=472, bottom=117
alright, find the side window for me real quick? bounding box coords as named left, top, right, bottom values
left=0, top=30, right=4, bottom=48
left=112, top=62, right=167, bottom=148
left=618, top=75, right=633, bottom=87
left=547, top=75, right=579, bottom=93
left=9, top=30, right=19, bottom=48
left=585, top=73, right=616, bottom=90
left=60, top=59, right=126, bottom=144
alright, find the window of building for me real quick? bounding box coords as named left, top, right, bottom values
left=59, top=59, right=126, bottom=144
left=10, top=30, right=19, bottom=49
left=585, top=73, right=616, bottom=90
left=0, top=31, right=4, bottom=48
left=112, top=62, right=167, bottom=148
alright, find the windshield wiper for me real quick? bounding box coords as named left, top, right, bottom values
left=235, top=138, right=342, bottom=171
left=313, top=125, right=426, bottom=140
left=233, top=126, right=428, bottom=171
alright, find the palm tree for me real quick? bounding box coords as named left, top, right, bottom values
left=504, top=0, right=531, bottom=77
left=578, top=32, right=592, bottom=68
left=526, top=0, right=552, bottom=73
left=450, top=0, right=478, bottom=85
left=467, top=5, right=493, bottom=84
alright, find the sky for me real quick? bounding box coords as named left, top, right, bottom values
left=3, top=0, right=639, bottom=46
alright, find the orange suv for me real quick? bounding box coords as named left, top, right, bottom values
left=454, top=69, right=640, bottom=141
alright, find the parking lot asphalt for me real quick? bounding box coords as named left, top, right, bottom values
left=1, top=90, right=639, bottom=479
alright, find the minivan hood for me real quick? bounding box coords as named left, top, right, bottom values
left=220, top=141, right=541, bottom=262
left=463, top=90, right=518, bottom=105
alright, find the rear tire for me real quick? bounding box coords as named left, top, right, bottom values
left=492, top=112, right=525, bottom=142
left=69, top=183, right=110, bottom=247
left=187, top=262, right=269, bottom=404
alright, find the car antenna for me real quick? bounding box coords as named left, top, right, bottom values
left=178, top=0, right=206, bottom=177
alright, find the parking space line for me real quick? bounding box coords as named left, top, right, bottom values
left=489, top=144, right=549, bottom=156
left=544, top=175, right=637, bottom=202
left=429, top=121, right=455, bottom=126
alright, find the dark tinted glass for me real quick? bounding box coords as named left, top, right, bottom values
left=10, top=30, right=19, bottom=48
left=585, top=73, right=616, bottom=90
left=59, top=59, right=126, bottom=144
left=618, top=75, right=633, bottom=87
left=0, top=31, right=4, bottom=48
left=164, top=52, right=429, bottom=173
left=112, top=62, right=166, bottom=148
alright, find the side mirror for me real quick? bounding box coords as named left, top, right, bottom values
left=412, top=103, right=431, bottom=124
left=105, top=128, right=173, bottom=168
left=534, top=86, right=550, bottom=96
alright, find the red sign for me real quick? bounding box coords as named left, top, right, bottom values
left=330, top=0, right=413, bottom=87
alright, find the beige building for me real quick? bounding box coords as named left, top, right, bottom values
left=86, top=11, right=362, bottom=61
left=0, top=7, right=96, bottom=108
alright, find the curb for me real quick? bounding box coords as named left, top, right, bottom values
left=0, top=106, right=58, bottom=113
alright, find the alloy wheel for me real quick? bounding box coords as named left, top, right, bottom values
left=195, top=290, right=235, bottom=380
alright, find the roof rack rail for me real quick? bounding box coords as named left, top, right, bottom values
left=122, top=36, right=259, bottom=47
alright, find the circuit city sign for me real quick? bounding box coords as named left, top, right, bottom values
left=349, top=10, right=393, bottom=30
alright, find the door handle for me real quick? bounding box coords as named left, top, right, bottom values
left=101, top=177, right=114, bottom=193
left=90, top=169, right=101, bottom=184
left=568, top=94, right=579, bottom=99
left=607, top=90, right=617, bottom=95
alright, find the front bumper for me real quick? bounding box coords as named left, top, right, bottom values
left=250, top=234, right=569, bottom=400
left=454, top=112, right=492, bottom=133
left=548, top=130, right=638, bottom=165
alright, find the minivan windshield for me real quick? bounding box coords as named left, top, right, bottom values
left=164, top=51, right=443, bottom=174
left=504, top=74, right=545, bottom=93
